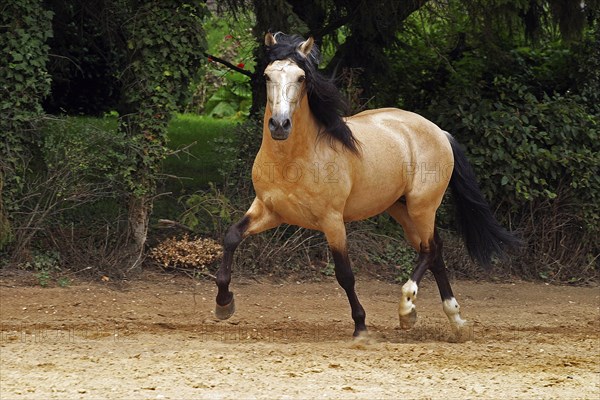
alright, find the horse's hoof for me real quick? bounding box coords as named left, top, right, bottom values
left=399, top=308, right=417, bottom=330
left=215, top=297, right=236, bottom=320
left=352, top=327, right=368, bottom=338
left=350, top=330, right=376, bottom=348
left=449, top=320, right=474, bottom=343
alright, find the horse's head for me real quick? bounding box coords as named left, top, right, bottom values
left=263, top=32, right=315, bottom=140
left=262, top=32, right=359, bottom=154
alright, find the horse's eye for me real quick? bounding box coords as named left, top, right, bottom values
left=298, top=75, right=306, bottom=83
left=264, top=74, right=271, bottom=82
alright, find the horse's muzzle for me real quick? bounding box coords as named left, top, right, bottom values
left=269, top=117, right=291, bottom=140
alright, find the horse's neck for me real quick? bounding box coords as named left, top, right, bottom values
left=260, top=100, right=319, bottom=161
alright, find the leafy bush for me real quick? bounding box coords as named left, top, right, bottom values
left=43, top=116, right=125, bottom=190
left=435, top=75, right=598, bottom=217
left=179, top=183, right=235, bottom=237
left=204, top=72, right=252, bottom=119
left=0, top=0, right=53, bottom=250
left=428, top=48, right=599, bottom=281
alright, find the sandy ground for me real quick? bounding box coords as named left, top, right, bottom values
left=0, top=272, right=598, bottom=399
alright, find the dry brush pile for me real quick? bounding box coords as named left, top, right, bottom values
left=149, top=234, right=223, bottom=271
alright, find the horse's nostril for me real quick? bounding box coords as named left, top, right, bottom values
left=268, top=118, right=278, bottom=130
left=282, top=119, right=291, bottom=129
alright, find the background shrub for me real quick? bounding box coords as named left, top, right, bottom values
left=0, top=0, right=53, bottom=252
left=424, top=45, right=599, bottom=281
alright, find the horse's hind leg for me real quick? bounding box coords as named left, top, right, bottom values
left=399, top=228, right=469, bottom=337
left=386, top=201, right=420, bottom=251
left=387, top=201, right=429, bottom=329
left=429, top=230, right=468, bottom=338
left=215, top=198, right=281, bottom=319
left=389, top=202, right=446, bottom=329
left=397, top=240, right=435, bottom=330
left=321, top=215, right=367, bottom=337
left=389, top=201, right=468, bottom=336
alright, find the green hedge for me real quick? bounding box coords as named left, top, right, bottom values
left=0, top=0, right=53, bottom=249
left=426, top=45, right=599, bottom=280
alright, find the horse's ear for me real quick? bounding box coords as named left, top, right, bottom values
left=298, top=37, right=314, bottom=58
left=265, top=32, right=277, bottom=46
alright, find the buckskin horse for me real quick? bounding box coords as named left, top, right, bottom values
left=214, top=32, right=519, bottom=338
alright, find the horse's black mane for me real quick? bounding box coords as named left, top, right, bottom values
left=265, top=33, right=360, bottom=154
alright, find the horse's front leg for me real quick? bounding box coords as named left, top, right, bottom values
left=321, top=215, right=367, bottom=337
left=215, top=198, right=281, bottom=319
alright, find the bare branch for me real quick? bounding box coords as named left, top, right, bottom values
left=203, top=52, right=253, bottom=78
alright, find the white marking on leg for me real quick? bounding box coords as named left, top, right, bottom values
left=398, top=279, right=418, bottom=317
left=443, top=297, right=467, bottom=333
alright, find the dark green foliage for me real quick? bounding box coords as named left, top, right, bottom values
left=117, top=1, right=208, bottom=198
left=405, top=30, right=599, bottom=280
left=0, top=0, right=53, bottom=249
left=435, top=79, right=598, bottom=278
left=423, top=40, right=600, bottom=221
left=574, top=26, right=600, bottom=117
left=435, top=76, right=598, bottom=214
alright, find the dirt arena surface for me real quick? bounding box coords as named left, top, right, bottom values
left=1, top=272, right=598, bottom=399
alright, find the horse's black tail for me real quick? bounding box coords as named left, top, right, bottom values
left=447, top=135, right=521, bottom=267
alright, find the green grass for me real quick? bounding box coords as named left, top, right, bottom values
left=163, top=114, right=238, bottom=194
left=158, top=114, right=239, bottom=221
